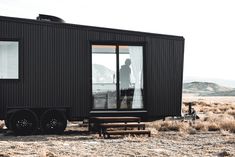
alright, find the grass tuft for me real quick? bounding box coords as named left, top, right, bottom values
left=149, top=101, right=235, bottom=134
left=220, top=120, right=235, bottom=133
left=207, top=122, right=220, bottom=131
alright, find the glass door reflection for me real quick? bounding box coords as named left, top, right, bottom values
left=92, top=45, right=117, bottom=109
left=119, top=46, right=144, bottom=109
left=92, top=45, right=144, bottom=110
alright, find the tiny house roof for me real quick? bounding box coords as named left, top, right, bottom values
left=0, top=15, right=184, bottom=41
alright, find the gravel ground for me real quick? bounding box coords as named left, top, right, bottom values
left=0, top=96, right=234, bottom=157
left=0, top=127, right=234, bottom=157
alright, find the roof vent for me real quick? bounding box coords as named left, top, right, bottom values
left=36, top=14, right=65, bottom=23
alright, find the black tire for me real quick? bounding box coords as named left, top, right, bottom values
left=40, top=110, right=67, bottom=134
left=9, top=110, right=39, bottom=135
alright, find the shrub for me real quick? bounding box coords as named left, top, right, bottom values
left=158, top=121, right=188, bottom=132
left=220, top=120, right=235, bottom=133
left=226, top=110, right=235, bottom=117
left=192, top=122, right=207, bottom=131
left=207, top=122, right=220, bottom=131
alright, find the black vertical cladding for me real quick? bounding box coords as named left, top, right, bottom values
left=145, top=37, right=184, bottom=117
left=0, top=16, right=184, bottom=120
left=0, top=19, right=91, bottom=119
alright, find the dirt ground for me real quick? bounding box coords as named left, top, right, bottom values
left=0, top=128, right=234, bottom=157
left=0, top=96, right=234, bottom=157
left=0, top=129, right=234, bottom=157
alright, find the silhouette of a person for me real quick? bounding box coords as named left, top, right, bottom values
left=118, top=59, right=133, bottom=109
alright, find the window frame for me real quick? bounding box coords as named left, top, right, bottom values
left=90, top=42, right=146, bottom=111
left=0, top=38, right=21, bottom=80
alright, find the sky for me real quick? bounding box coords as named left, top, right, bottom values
left=0, top=0, right=235, bottom=86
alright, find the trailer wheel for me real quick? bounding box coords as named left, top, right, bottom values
left=40, top=110, right=67, bottom=134
left=9, top=110, right=39, bottom=135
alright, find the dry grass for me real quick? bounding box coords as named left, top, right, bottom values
left=158, top=121, right=181, bottom=131
left=226, top=110, right=235, bottom=117
left=196, top=105, right=235, bottom=133
left=220, top=120, right=235, bottom=133
left=194, top=113, right=235, bottom=132
left=150, top=120, right=189, bottom=132
left=207, top=122, right=220, bottom=131
left=150, top=117, right=235, bottom=134
left=148, top=101, right=235, bottom=134
left=183, top=101, right=235, bottom=114
left=192, top=122, right=207, bottom=131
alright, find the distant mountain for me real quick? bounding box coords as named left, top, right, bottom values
left=206, top=90, right=235, bottom=96
left=92, top=64, right=115, bottom=83
left=183, top=81, right=232, bottom=93
left=183, top=81, right=235, bottom=96
left=184, top=77, right=235, bottom=88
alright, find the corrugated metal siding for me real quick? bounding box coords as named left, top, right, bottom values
left=145, top=37, right=184, bottom=117
left=0, top=20, right=91, bottom=119
left=0, top=16, right=184, bottom=120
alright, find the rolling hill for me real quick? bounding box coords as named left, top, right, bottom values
left=183, top=81, right=235, bottom=96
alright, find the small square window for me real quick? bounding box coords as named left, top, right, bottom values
left=0, top=41, right=19, bottom=79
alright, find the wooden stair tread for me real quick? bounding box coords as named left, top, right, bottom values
left=91, top=117, right=140, bottom=120
left=105, top=130, right=151, bottom=135
left=106, top=130, right=150, bottom=133
left=90, top=117, right=141, bottom=123
left=100, top=123, right=145, bottom=128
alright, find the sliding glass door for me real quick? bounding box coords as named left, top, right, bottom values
left=92, top=45, right=117, bottom=109
left=92, top=44, right=143, bottom=110
left=119, top=46, right=144, bottom=109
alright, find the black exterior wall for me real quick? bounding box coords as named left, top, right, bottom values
left=0, top=16, right=184, bottom=120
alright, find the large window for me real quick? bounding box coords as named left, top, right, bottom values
left=0, top=41, right=19, bottom=79
left=92, top=44, right=144, bottom=110
left=92, top=45, right=117, bottom=109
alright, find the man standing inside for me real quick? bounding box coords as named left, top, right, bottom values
left=119, top=59, right=133, bottom=109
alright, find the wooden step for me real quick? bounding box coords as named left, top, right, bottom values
left=98, top=123, right=146, bottom=137
left=90, top=117, right=141, bottom=123
left=104, top=130, right=151, bottom=138
left=100, top=123, right=145, bottom=129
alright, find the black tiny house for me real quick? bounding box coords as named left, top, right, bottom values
left=0, top=15, right=184, bottom=134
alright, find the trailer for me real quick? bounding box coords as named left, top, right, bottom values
left=0, top=14, right=184, bottom=135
